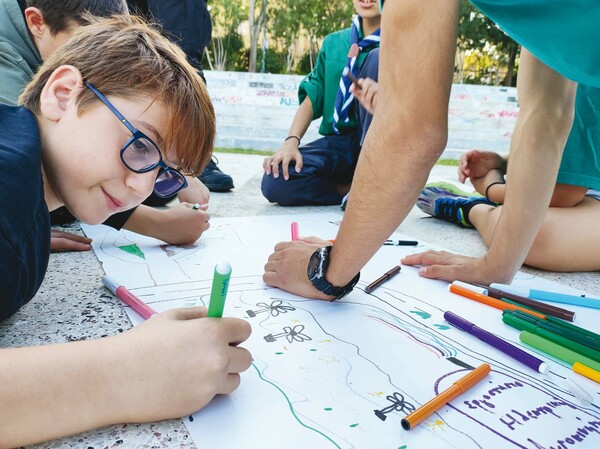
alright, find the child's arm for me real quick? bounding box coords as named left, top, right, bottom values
left=176, top=176, right=210, bottom=205
left=0, top=307, right=252, bottom=447
left=350, top=77, right=378, bottom=115
left=122, top=203, right=210, bottom=245
left=263, top=96, right=314, bottom=180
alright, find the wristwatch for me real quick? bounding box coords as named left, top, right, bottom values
left=307, top=246, right=360, bottom=300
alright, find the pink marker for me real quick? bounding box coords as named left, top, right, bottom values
left=291, top=221, right=300, bottom=241
left=102, top=275, right=157, bottom=320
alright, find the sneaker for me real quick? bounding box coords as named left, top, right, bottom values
left=417, top=184, right=495, bottom=228
left=423, top=181, right=483, bottom=198
left=198, top=156, right=234, bottom=192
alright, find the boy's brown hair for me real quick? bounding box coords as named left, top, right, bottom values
left=26, top=0, right=129, bottom=34
left=20, top=15, right=215, bottom=176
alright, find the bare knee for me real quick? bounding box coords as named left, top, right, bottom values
left=550, top=184, right=588, bottom=207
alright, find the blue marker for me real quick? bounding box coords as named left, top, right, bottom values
left=490, top=283, right=600, bottom=310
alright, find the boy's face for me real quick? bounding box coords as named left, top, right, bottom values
left=353, top=0, right=381, bottom=19
left=39, top=69, right=174, bottom=225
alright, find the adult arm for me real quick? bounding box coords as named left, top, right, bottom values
left=403, top=49, right=577, bottom=283
left=264, top=0, right=461, bottom=297
left=0, top=307, right=251, bottom=447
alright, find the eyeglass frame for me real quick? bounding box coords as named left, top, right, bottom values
left=85, top=81, right=188, bottom=197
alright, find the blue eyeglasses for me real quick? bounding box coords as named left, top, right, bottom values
left=85, top=82, right=188, bottom=198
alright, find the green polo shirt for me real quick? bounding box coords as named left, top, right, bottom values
left=299, top=28, right=376, bottom=137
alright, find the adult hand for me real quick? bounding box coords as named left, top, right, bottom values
left=458, top=150, right=506, bottom=184
left=401, top=250, right=498, bottom=284
left=108, top=307, right=252, bottom=422
left=350, top=77, right=378, bottom=115
left=177, top=176, right=210, bottom=205
left=50, top=230, right=92, bottom=252
left=263, top=237, right=334, bottom=300
left=263, top=139, right=303, bottom=181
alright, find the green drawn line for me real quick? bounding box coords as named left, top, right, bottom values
left=251, top=363, right=341, bottom=448
left=117, top=243, right=145, bottom=259
left=349, top=423, right=359, bottom=428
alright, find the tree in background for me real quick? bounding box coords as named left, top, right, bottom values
left=268, top=0, right=352, bottom=73
left=208, top=0, right=518, bottom=82
left=457, top=0, right=519, bottom=86
left=205, top=1, right=246, bottom=71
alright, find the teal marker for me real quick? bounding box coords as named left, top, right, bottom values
left=208, top=261, right=231, bottom=318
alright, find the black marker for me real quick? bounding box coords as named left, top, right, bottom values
left=384, top=239, right=418, bottom=246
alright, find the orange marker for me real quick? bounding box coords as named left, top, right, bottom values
left=401, top=363, right=491, bottom=430
left=449, top=284, right=546, bottom=320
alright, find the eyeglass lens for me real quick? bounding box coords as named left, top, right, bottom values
left=154, top=170, right=186, bottom=197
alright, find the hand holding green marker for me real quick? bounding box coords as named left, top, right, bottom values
left=208, top=261, right=232, bottom=317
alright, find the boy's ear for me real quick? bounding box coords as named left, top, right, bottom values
left=39, top=65, right=85, bottom=121
left=24, top=7, right=47, bottom=40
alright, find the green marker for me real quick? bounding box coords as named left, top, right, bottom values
left=208, top=261, right=231, bottom=318
left=545, top=314, right=600, bottom=341
left=503, top=313, right=600, bottom=363
left=519, top=331, right=600, bottom=372
left=511, top=310, right=600, bottom=351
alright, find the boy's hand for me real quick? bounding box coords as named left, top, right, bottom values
left=177, top=176, right=210, bottom=205
left=263, top=140, right=303, bottom=181
left=159, top=203, right=210, bottom=245
left=50, top=230, right=92, bottom=252
left=350, top=77, right=378, bottom=115
left=108, top=307, right=252, bottom=422
left=458, top=150, right=506, bottom=183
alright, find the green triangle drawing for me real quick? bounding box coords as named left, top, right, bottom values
left=117, top=243, right=146, bottom=259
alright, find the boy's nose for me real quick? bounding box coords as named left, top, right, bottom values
left=124, top=169, right=157, bottom=200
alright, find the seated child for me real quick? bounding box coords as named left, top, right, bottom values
left=0, top=16, right=251, bottom=447
left=416, top=85, right=600, bottom=272
left=261, top=0, right=381, bottom=206
left=0, top=0, right=211, bottom=252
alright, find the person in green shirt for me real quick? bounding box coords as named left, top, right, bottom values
left=261, top=0, right=381, bottom=206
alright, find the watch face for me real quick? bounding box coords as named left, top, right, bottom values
left=307, top=247, right=326, bottom=281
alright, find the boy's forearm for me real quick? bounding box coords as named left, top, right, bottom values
left=122, top=204, right=164, bottom=240
left=0, top=338, right=123, bottom=447
left=287, top=97, right=314, bottom=141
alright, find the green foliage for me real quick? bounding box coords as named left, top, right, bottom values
left=297, top=51, right=313, bottom=75
left=457, top=0, right=520, bottom=85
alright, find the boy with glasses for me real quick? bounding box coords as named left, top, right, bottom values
left=0, top=16, right=251, bottom=446
left=0, top=0, right=212, bottom=252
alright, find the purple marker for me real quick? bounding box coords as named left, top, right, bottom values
left=444, top=311, right=549, bottom=374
